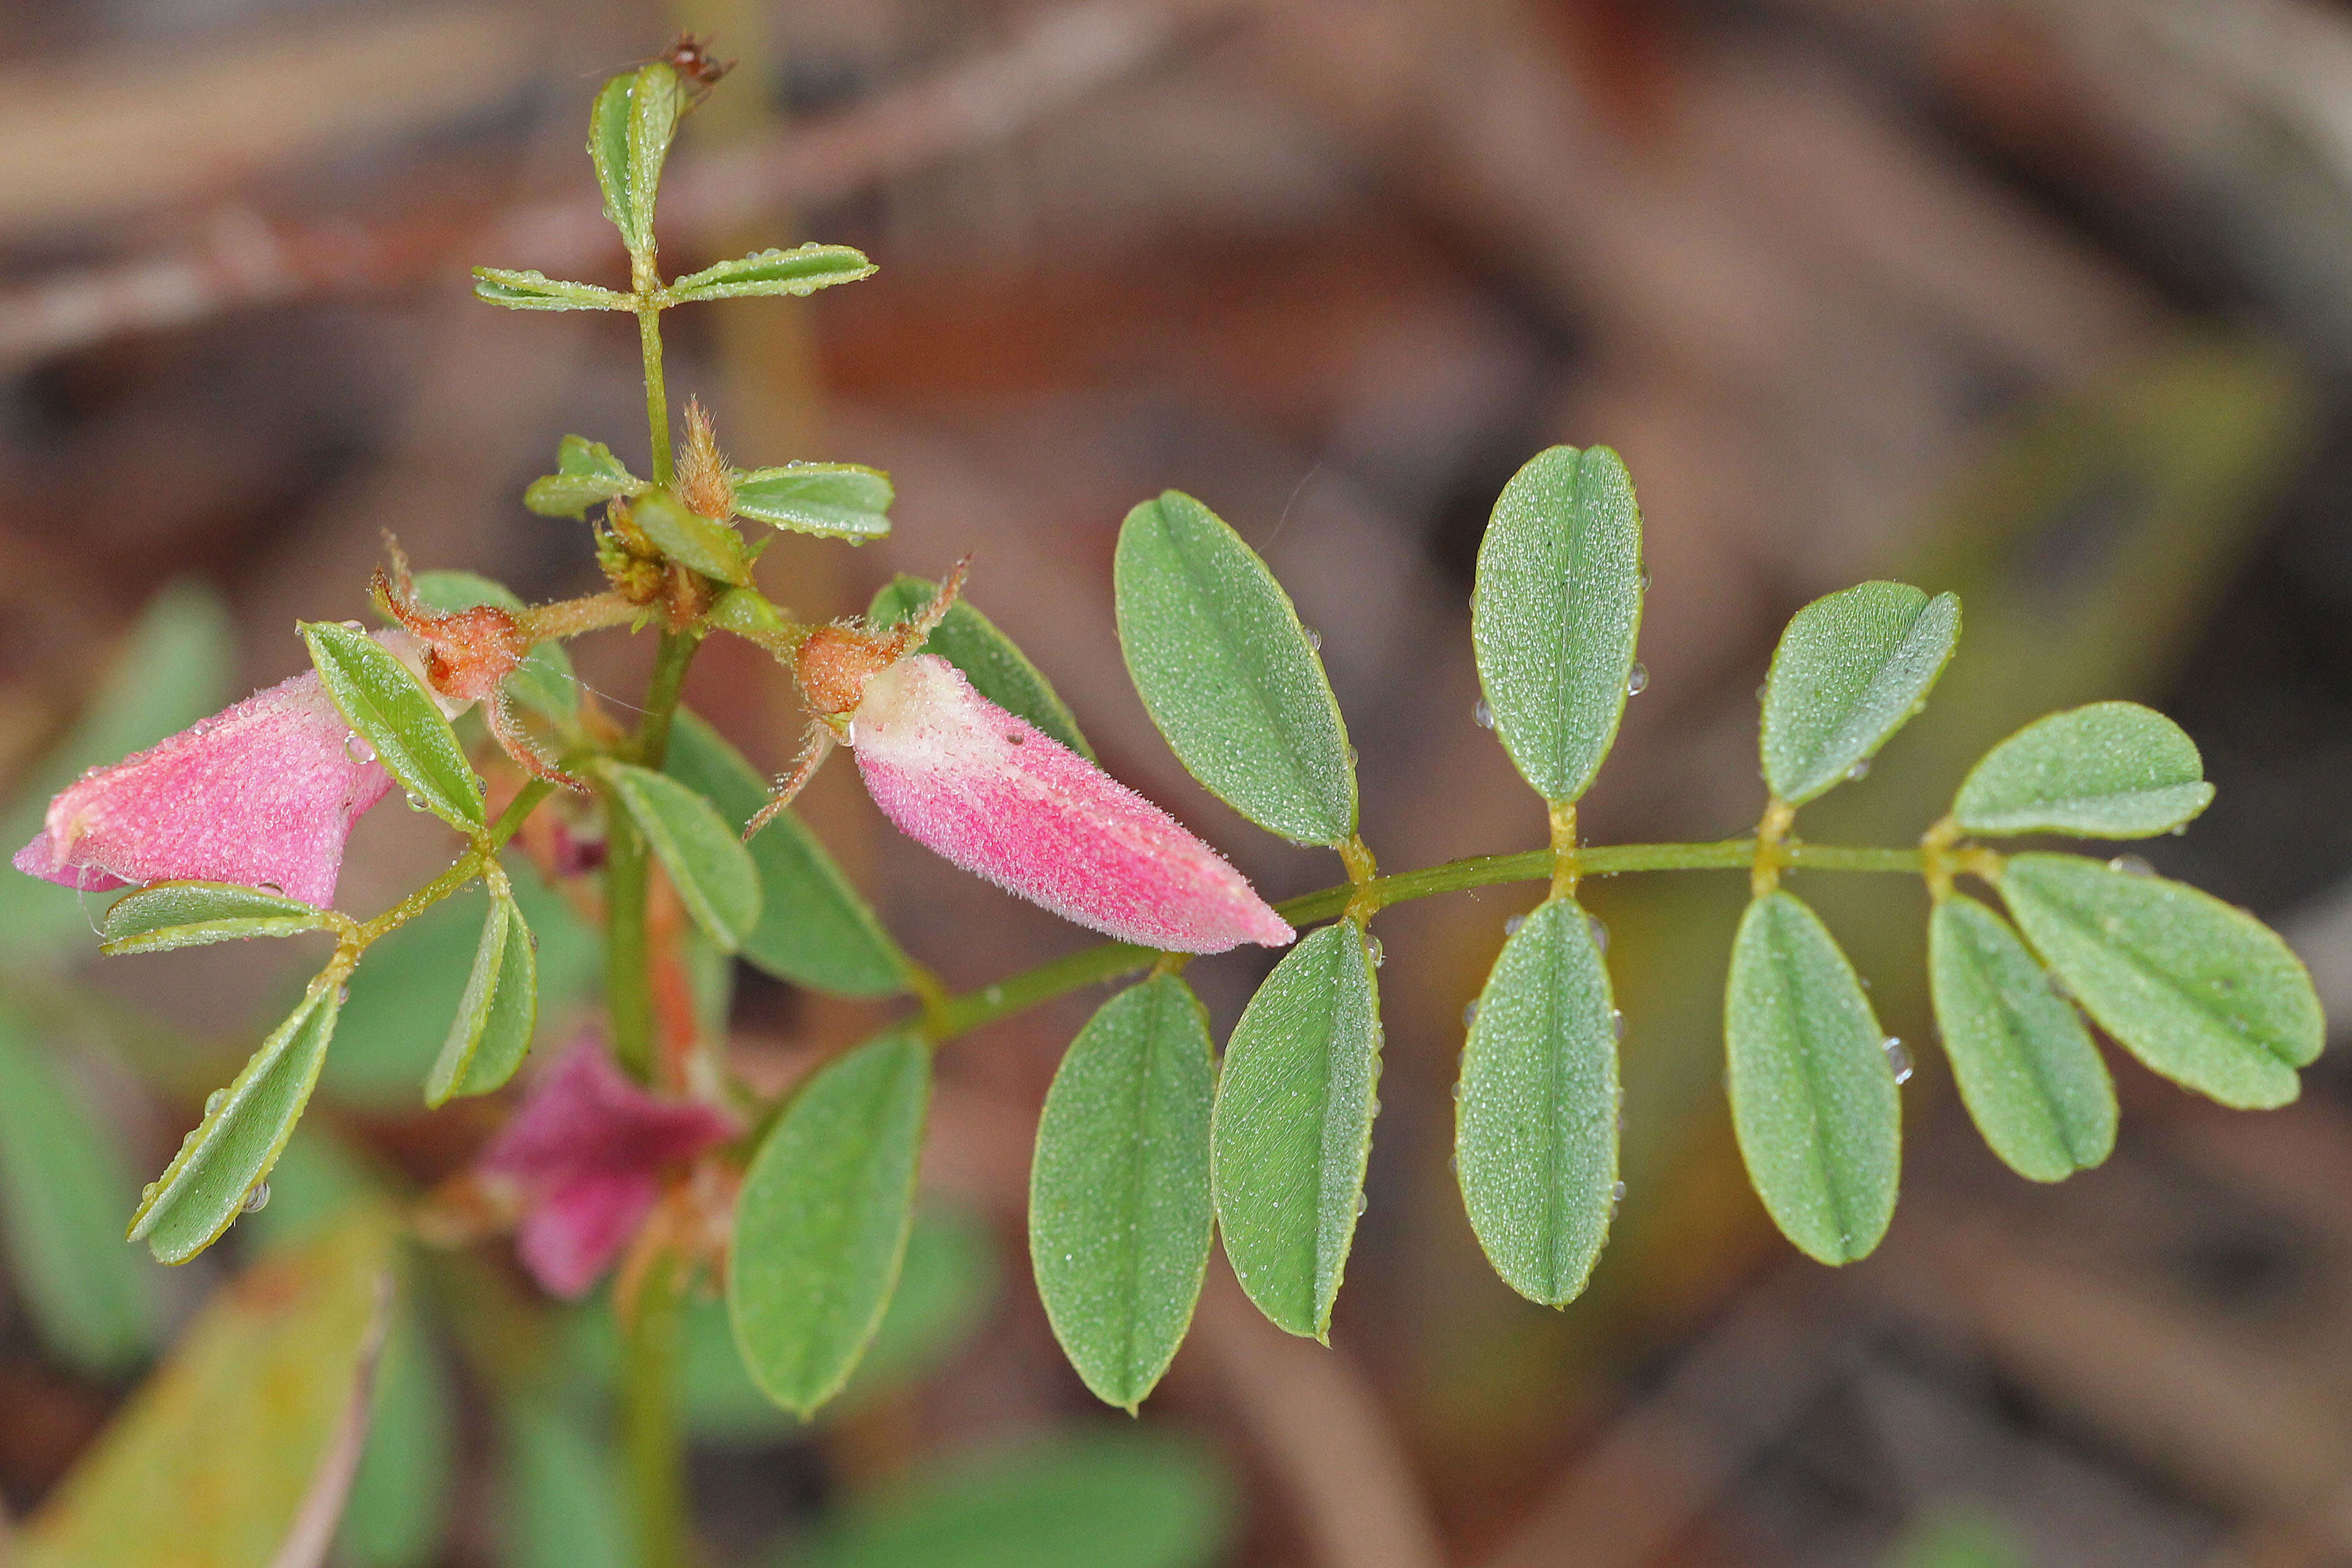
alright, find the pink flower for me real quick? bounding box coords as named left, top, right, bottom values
left=477, top=1041, right=737, bottom=1299
left=14, top=660, right=400, bottom=908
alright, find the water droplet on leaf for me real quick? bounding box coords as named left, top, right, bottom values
left=2108, top=854, right=2153, bottom=876
left=1503, top=915, right=1526, bottom=936
left=344, top=731, right=375, bottom=765
left=1304, top=628, right=1322, bottom=651
left=241, top=1182, right=270, bottom=1214
left=1883, top=1036, right=1913, bottom=1083
left=1611, top=1180, right=1627, bottom=1201
left=1846, top=758, right=1871, bottom=781
left=1586, top=913, right=1609, bottom=953
left=1610, top=1009, right=1626, bottom=1041
left=1472, top=700, right=1494, bottom=730
left=1462, top=1001, right=1479, bottom=1028
left=1625, top=662, right=1649, bottom=696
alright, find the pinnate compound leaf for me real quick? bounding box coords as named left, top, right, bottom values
left=411, top=569, right=578, bottom=722
left=1725, top=891, right=1899, bottom=1264
left=1455, top=899, right=1620, bottom=1306
left=302, top=620, right=484, bottom=831
left=470, top=269, right=632, bottom=312
left=734, top=464, right=894, bottom=541
left=1997, top=853, right=2322, bottom=1109
left=1953, top=702, right=2213, bottom=838
left=523, top=435, right=647, bottom=520
left=1760, top=582, right=1960, bottom=806
left=1031, top=977, right=1214, bottom=1410
left=598, top=760, right=762, bottom=953
left=588, top=62, right=683, bottom=257
left=99, top=881, right=332, bottom=955
left=870, top=575, right=1093, bottom=758
left=1211, top=920, right=1381, bottom=1339
left=627, top=493, right=752, bottom=585
left=1115, top=491, right=1356, bottom=845
left=730, top=1031, right=931, bottom=1417
left=0, top=1011, right=159, bottom=1376
left=1471, top=445, right=1645, bottom=805
left=1928, top=895, right=2115, bottom=1181
left=129, top=981, right=344, bottom=1263
left=424, top=888, right=537, bottom=1107
left=667, top=242, right=876, bottom=303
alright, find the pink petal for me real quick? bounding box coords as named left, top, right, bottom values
left=14, top=667, right=394, bottom=908
left=849, top=655, right=1293, bottom=954
left=515, top=1171, right=661, bottom=1299
left=480, top=1040, right=738, bottom=1190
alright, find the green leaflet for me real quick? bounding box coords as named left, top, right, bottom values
left=1030, top=977, right=1214, bottom=1410
left=410, top=569, right=579, bottom=722
left=99, top=881, right=332, bottom=955
left=588, top=62, right=683, bottom=258
left=598, top=760, right=762, bottom=953
left=337, top=1301, right=455, bottom=1568
left=1470, top=445, right=1645, bottom=805
left=1114, top=490, right=1357, bottom=845
left=0, top=1011, right=158, bottom=1375
left=667, top=243, right=876, bottom=303
left=665, top=712, right=908, bottom=996
left=734, top=463, right=894, bottom=541
left=470, top=269, right=632, bottom=312
left=496, top=1396, right=630, bottom=1568
left=1725, top=891, right=1900, bottom=1264
left=794, top=1432, right=1236, bottom=1568
left=1454, top=899, right=1620, bottom=1306
left=1997, top=853, right=2323, bottom=1109
left=1928, top=895, right=2115, bottom=1182
left=1211, top=920, right=1381, bottom=1339
left=130, top=981, right=344, bottom=1264
left=730, top=1031, right=931, bottom=1416
left=870, top=575, right=1093, bottom=758
left=1760, top=581, right=1961, bottom=806
left=523, top=435, right=646, bottom=520
left=627, top=493, right=752, bottom=586
left=302, top=620, right=484, bottom=831
left=1953, top=702, right=2214, bottom=838
left=422, top=885, right=538, bottom=1106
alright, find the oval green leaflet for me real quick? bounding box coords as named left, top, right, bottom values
left=99, top=881, right=335, bottom=955
left=735, top=464, right=894, bottom=542
left=129, top=979, right=345, bottom=1264
left=1928, top=893, right=2115, bottom=1182
left=523, top=435, right=646, bottom=520
left=1456, top=898, right=1620, bottom=1306
left=1997, top=853, right=2322, bottom=1109
left=1211, top=920, right=1381, bottom=1339
left=1725, top=891, right=1900, bottom=1265
left=663, top=712, right=908, bottom=996
left=470, top=270, right=632, bottom=312
left=1114, top=490, right=1356, bottom=845
left=1470, top=445, right=1645, bottom=805
left=1760, top=582, right=1960, bottom=807
left=410, top=569, right=579, bottom=723
left=730, top=1031, right=932, bottom=1417
left=596, top=760, right=762, bottom=954
left=424, top=879, right=538, bottom=1108
left=589, top=62, right=683, bottom=259
left=869, top=575, right=1092, bottom=758
left=302, top=620, right=484, bottom=832
left=1953, top=701, right=2213, bottom=838
left=625, top=494, right=752, bottom=587
left=1030, top=976, right=1214, bottom=1411
left=666, top=243, right=875, bottom=305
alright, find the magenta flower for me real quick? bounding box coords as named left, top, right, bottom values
left=477, top=1041, right=738, bottom=1299
left=14, top=662, right=399, bottom=908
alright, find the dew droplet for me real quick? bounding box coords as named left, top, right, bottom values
left=1883, top=1036, right=1913, bottom=1084
left=1610, top=1009, right=1627, bottom=1041
left=335, top=985, right=350, bottom=1005
left=344, top=731, right=376, bottom=765
left=404, top=791, right=426, bottom=811
left=241, top=1181, right=270, bottom=1215
left=1472, top=699, right=1495, bottom=730
left=1452, top=1079, right=1466, bottom=1103
left=843, top=722, right=857, bottom=745
left=1462, top=1001, right=1479, bottom=1029
left=1847, top=758, right=1872, bottom=782
left=1625, top=662, right=1649, bottom=696
left=1611, top=1180, right=1627, bottom=1201
left=1586, top=913, right=1609, bottom=954
left=259, top=882, right=284, bottom=896
left=983, top=985, right=1005, bottom=1006
left=1354, top=1191, right=1369, bottom=1216
left=1638, top=567, right=1652, bottom=592
left=203, top=1089, right=224, bottom=1114
left=1366, top=937, right=1384, bottom=968
left=1755, top=683, right=1768, bottom=703
left=1304, top=628, right=1322, bottom=651
left=340, top=620, right=364, bottom=632
left=1503, top=915, right=1526, bottom=936
left=2108, top=854, right=2154, bottom=876
left=2170, top=823, right=2188, bottom=836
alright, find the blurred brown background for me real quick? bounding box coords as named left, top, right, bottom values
left=4, top=0, right=2352, bottom=1564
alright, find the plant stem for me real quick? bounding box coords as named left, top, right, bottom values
left=622, top=1260, right=688, bottom=1568
left=607, top=630, right=703, bottom=1081
left=639, top=304, right=674, bottom=487
left=352, top=781, right=556, bottom=948
left=924, top=837, right=1928, bottom=1044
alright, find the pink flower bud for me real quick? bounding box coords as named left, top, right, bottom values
left=12, top=657, right=402, bottom=908
left=848, top=655, right=1293, bottom=954
left=477, top=1040, right=737, bottom=1299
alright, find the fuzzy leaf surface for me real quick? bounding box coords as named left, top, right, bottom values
left=667, top=243, right=875, bottom=302
left=1760, top=582, right=1960, bottom=806
left=424, top=888, right=537, bottom=1106
left=598, top=760, right=762, bottom=953
left=470, top=269, right=631, bottom=312
left=627, top=494, right=752, bottom=586
left=523, top=435, right=645, bottom=520
left=99, top=881, right=332, bottom=955
left=588, top=63, right=682, bottom=256
left=733, top=464, right=893, bottom=541
left=302, top=620, right=483, bottom=831
left=1954, top=702, right=2213, bottom=838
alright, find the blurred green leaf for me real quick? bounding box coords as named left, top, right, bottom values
left=735, top=463, right=894, bottom=542
left=1998, top=853, right=2321, bottom=1108
left=0, top=1010, right=158, bottom=1374
left=627, top=493, right=752, bottom=586
left=1885, top=1509, right=2032, bottom=1568
left=667, top=243, right=875, bottom=304
left=1212, top=920, right=1380, bottom=1339
left=1928, top=895, right=2115, bottom=1181
left=788, top=1431, right=1236, bottom=1568
left=1456, top=898, right=1619, bottom=1307
left=1114, top=490, right=1356, bottom=845
left=665, top=712, right=908, bottom=996
left=1470, top=445, right=1645, bottom=805
left=588, top=62, right=683, bottom=259
left=1953, top=702, right=2212, bottom=839
left=411, top=570, right=579, bottom=723
left=1031, top=977, right=1213, bottom=1411
left=1725, top=891, right=1898, bottom=1264
left=98, top=881, right=333, bottom=955
left=302, top=620, right=484, bottom=832
left=870, top=576, right=1092, bottom=758
left=1760, top=582, right=1960, bottom=807
left=523, top=435, right=647, bottom=522
left=499, top=1394, right=631, bottom=1568
left=731, top=1031, right=931, bottom=1417
left=424, top=886, right=537, bottom=1106
left=337, top=1300, right=455, bottom=1568
left=471, top=269, right=633, bottom=312
left=599, top=760, right=762, bottom=953
left=21, top=1209, right=394, bottom=1568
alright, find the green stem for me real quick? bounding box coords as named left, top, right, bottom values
left=925, top=838, right=1927, bottom=1044
left=622, top=1261, right=688, bottom=1568
left=638, top=304, right=674, bottom=487
left=607, top=632, right=703, bottom=1081
left=353, top=781, right=556, bottom=949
